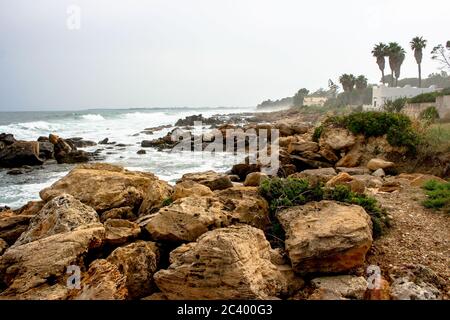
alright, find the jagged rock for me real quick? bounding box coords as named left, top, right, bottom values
left=14, top=194, right=99, bottom=247
left=319, top=128, right=356, bottom=151
left=39, top=163, right=172, bottom=215
left=0, top=223, right=105, bottom=298
left=14, top=201, right=44, bottom=216
left=310, top=275, right=368, bottom=300
left=275, top=121, right=309, bottom=136
left=98, top=138, right=109, bottom=144
left=318, top=146, right=339, bottom=163
left=0, top=211, right=34, bottom=245
left=288, top=141, right=319, bottom=154
left=277, top=201, right=372, bottom=274
left=104, top=219, right=141, bottom=245
left=0, top=133, right=16, bottom=145
left=325, top=172, right=365, bottom=193
left=100, top=206, right=137, bottom=222
left=228, top=174, right=240, bottom=182
left=243, top=172, right=269, bottom=187
left=180, top=170, right=233, bottom=191
left=290, top=167, right=336, bottom=186
left=367, top=158, right=395, bottom=171
left=6, top=168, right=32, bottom=175
left=154, top=225, right=300, bottom=299
left=0, top=238, right=8, bottom=255
left=107, top=241, right=159, bottom=299
left=172, top=180, right=213, bottom=201
left=0, top=141, right=44, bottom=168
left=144, top=187, right=269, bottom=243
left=56, top=150, right=91, bottom=164
left=70, top=259, right=128, bottom=300
left=336, top=147, right=362, bottom=168
left=38, top=141, right=54, bottom=160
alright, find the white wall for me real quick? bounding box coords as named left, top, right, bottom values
left=372, top=84, right=439, bottom=109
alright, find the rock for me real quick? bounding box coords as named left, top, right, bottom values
left=100, top=206, right=137, bottom=222
left=227, top=174, right=240, bottom=182
left=319, top=128, right=356, bottom=151
left=172, top=180, right=213, bottom=201
left=14, top=194, right=99, bottom=247
left=318, top=146, right=339, bottom=163
left=38, top=141, right=54, bottom=160
left=7, top=168, right=32, bottom=175
left=278, top=136, right=297, bottom=148
left=0, top=141, right=44, bottom=168
left=364, top=277, right=391, bottom=300
left=336, top=167, right=371, bottom=175
left=367, top=158, right=395, bottom=171
left=0, top=223, right=105, bottom=298
left=379, top=181, right=401, bottom=193
left=231, top=163, right=261, bottom=180
left=0, top=238, right=8, bottom=255
left=144, top=187, right=269, bottom=243
left=70, top=259, right=128, bottom=300
left=99, top=138, right=109, bottom=144
left=0, top=211, right=34, bottom=245
left=154, top=225, right=297, bottom=299
left=67, top=139, right=97, bottom=148
left=336, top=148, right=362, bottom=168
left=352, top=175, right=383, bottom=188
left=107, top=241, right=159, bottom=299
left=136, top=149, right=146, bottom=155
left=175, top=114, right=222, bottom=127
left=243, top=172, right=269, bottom=187
left=104, top=219, right=141, bottom=246
left=288, top=141, right=319, bottom=154
left=325, top=172, right=366, bottom=193
left=390, top=277, right=440, bottom=300
left=290, top=155, right=333, bottom=170
left=0, top=133, right=16, bottom=145
left=277, top=201, right=372, bottom=274
left=39, top=163, right=172, bottom=215
left=310, top=275, right=368, bottom=300
left=397, top=173, right=447, bottom=188
left=290, top=167, right=337, bottom=186
left=180, top=170, right=233, bottom=191
left=56, top=150, right=91, bottom=164
left=14, top=201, right=44, bottom=216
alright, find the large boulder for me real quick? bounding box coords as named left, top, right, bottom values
left=172, top=180, right=213, bottom=201
left=0, top=141, right=44, bottom=168
left=13, top=194, right=99, bottom=247
left=49, top=134, right=91, bottom=164
left=0, top=223, right=105, bottom=298
left=180, top=171, right=233, bottom=191
left=154, top=225, right=300, bottom=299
left=231, top=163, right=261, bottom=181
left=70, top=259, right=128, bottom=300
left=104, top=219, right=141, bottom=246
left=277, top=201, right=373, bottom=274
left=107, top=241, right=160, bottom=299
left=39, top=163, right=173, bottom=215
left=319, top=127, right=356, bottom=151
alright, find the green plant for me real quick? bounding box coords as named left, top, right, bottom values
left=420, top=106, right=440, bottom=122
left=259, top=178, right=390, bottom=238
left=421, top=180, right=450, bottom=213
left=161, top=197, right=173, bottom=207
left=408, top=92, right=439, bottom=103
left=383, top=97, right=407, bottom=113
left=312, top=125, right=324, bottom=142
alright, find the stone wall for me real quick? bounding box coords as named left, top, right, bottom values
left=403, top=95, right=450, bottom=119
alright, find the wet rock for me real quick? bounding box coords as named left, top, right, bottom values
left=70, top=259, right=128, bottom=300
left=136, top=149, right=146, bottom=155
left=38, top=141, right=54, bottom=160
left=14, top=194, right=99, bottom=247
left=6, top=168, right=32, bottom=175
left=67, top=138, right=97, bottom=148
left=39, top=163, right=173, bottom=215
left=99, top=138, right=109, bottom=144
left=0, top=140, right=44, bottom=168
left=0, top=133, right=16, bottom=146
left=154, top=225, right=299, bottom=299
left=107, top=241, right=159, bottom=299
left=104, top=219, right=141, bottom=246
left=180, top=170, right=233, bottom=191
left=277, top=201, right=372, bottom=274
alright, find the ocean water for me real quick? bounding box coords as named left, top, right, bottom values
left=0, top=107, right=253, bottom=208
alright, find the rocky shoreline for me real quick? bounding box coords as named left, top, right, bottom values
left=0, top=109, right=449, bottom=300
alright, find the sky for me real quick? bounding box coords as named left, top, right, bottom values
left=0, top=0, right=449, bottom=111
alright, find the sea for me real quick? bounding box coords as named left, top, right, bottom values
left=0, top=107, right=254, bottom=209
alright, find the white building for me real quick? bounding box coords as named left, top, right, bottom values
left=370, top=84, right=439, bottom=110
left=303, top=96, right=328, bottom=107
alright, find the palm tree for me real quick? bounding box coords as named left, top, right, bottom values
left=339, top=74, right=356, bottom=92
left=372, top=43, right=388, bottom=84
left=410, top=36, right=427, bottom=87
left=355, top=75, right=368, bottom=91
left=387, top=42, right=406, bottom=87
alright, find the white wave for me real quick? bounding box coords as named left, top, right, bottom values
left=80, top=114, right=105, bottom=121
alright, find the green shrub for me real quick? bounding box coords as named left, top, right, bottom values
left=383, top=97, right=408, bottom=113
left=259, top=178, right=390, bottom=238
left=420, top=106, right=440, bottom=122
left=162, top=197, right=173, bottom=207
left=312, top=125, right=324, bottom=142
left=421, top=180, right=450, bottom=213
left=409, top=92, right=439, bottom=103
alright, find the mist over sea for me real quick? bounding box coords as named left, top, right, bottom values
left=0, top=107, right=253, bottom=208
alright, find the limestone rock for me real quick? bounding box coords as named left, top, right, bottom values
left=277, top=201, right=372, bottom=274
left=13, top=201, right=44, bottom=216
left=39, top=163, right=172, bottom=215
left=154, top=225, right=297, bottom=299
left=14, top=194, right=99, bottom=247
left=104, top=219, right=141, bottom=245
left=367, top=158, right=395, bottom=171
left=243, top=172, right=269, bottom=187
left=336, top=148, right=362, bottom=168
left=318, top=146, right=339, bottom=163
left=100, top=206, right=137, bottom=222
left=0, top=211, right=34, bottom=245
left=0, top=223, right=105, bottom=298
left=390, top=277, right=440, bottom=300
left=231, top=163, right=261, bottom=180
left=372, top=168, right=386, bottom=177
left=352, top=174, right=383, bottom=188
left=397, top=173, right=447, bottom=188
left=290, top=167, right=336, bottom=186
left=336, top=167, right=371, bottom=175
left=0, top=238, right=7, bottom=255
left=180, top=170, right=233, bottom=191
left=310, top=275, right=368, bottom=300
left=319, top=128, right=356, bottom=151
left=288, top=141, right=319, bottom=154
left=70, top=259, right=128, bottom=300
left=172, top=180, right=213, bottom=201
left=107, top=241, right=159, bottom=299
left=325, top=172, right=365, bottom=193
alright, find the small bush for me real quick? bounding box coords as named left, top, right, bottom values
left=161, top=197, right=173, bottom=207
left=420, top=106, right=440, bottom=122
left=421, top=180, right=450, bottom=213
left=312, top=125, right=324, bottom=142
left=409, top=92, right=439, bottom=104
left=259, top=178, right=390, bottom=238
left=383, top=97, right=407, bottom=113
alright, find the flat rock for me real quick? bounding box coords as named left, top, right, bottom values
left=180, top=170, right=233, bottom=191
left=172, top=180, right=213, bottom=201
left=104, top=219, right=141, bottom=245
left=310, top=275, right=368, bottom=300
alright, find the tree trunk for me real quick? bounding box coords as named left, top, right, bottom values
left=418, top=63, right=422, bottom=88
left=382, top=70, right=385, bottom=84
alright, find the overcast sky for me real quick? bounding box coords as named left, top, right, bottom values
left=0, top=0, right=448, bottom=111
